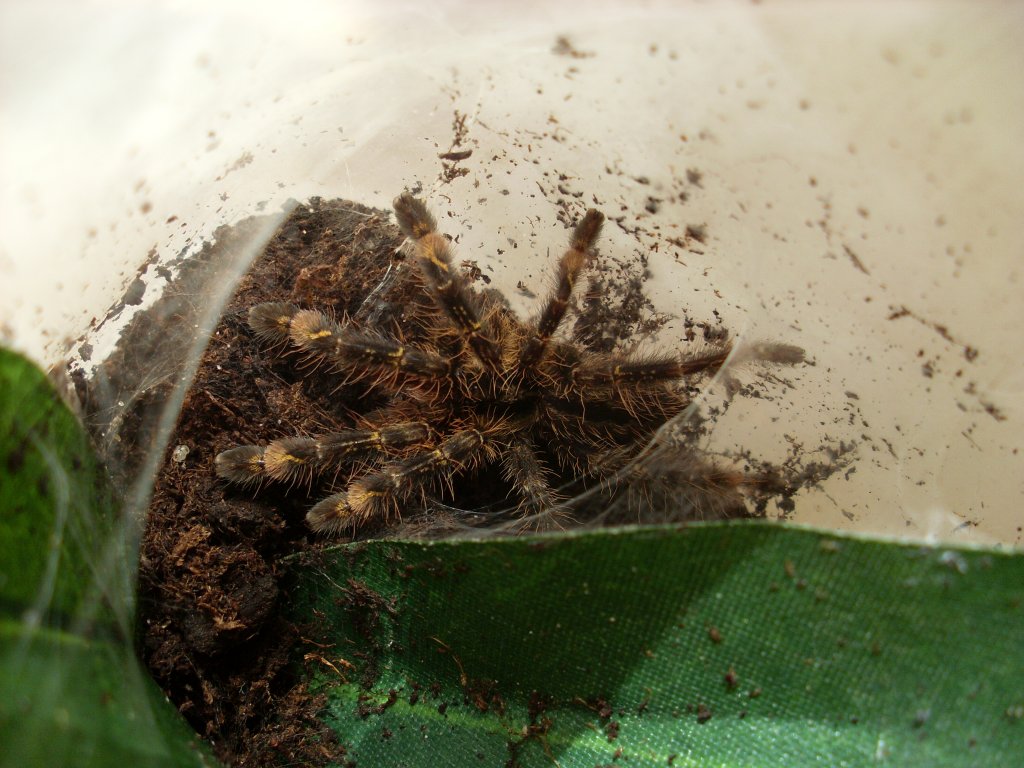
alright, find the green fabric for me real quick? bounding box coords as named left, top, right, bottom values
left=289, top=524, right=1024, bottom=767
left=0, top=347, right=217, bottom=768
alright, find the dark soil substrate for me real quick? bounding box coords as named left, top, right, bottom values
left=68, top=196, right=846, bottom=767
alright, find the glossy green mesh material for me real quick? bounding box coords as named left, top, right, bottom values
left=289, top=525, right=1024, bottom=767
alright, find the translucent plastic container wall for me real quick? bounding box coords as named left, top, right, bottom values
left=1, top=0, right=1021, bottom=545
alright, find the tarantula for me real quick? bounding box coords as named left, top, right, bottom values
left=215, top=193, right=803, bottom=534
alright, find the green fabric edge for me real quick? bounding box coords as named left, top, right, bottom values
left=287, top=523, right=1024, bottom=767
left=0, top=347, right=219, bottom=768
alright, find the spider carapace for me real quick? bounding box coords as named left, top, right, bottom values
left=215, top=193, right=804, bottom=534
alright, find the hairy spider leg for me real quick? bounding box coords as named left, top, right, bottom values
left=306, top=425, right=497, bottom=533
left=577, top=347, right=732, bottom=387
left=620, top=442, right=749, bottom=522
left=575, top=346, right=732, bottom=418
left=247, top=301, right=301, bottom=345
left=213, top=444, right=266, bottom=486
left=501, top=438, right=562, bottom=515
left=393, top=193, right=502, bottom=372
left=249, top=302, right=452, bottom=390
left=518, top=208, right=605, bottom=372
left=215, top=422, right=431, bottom=486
